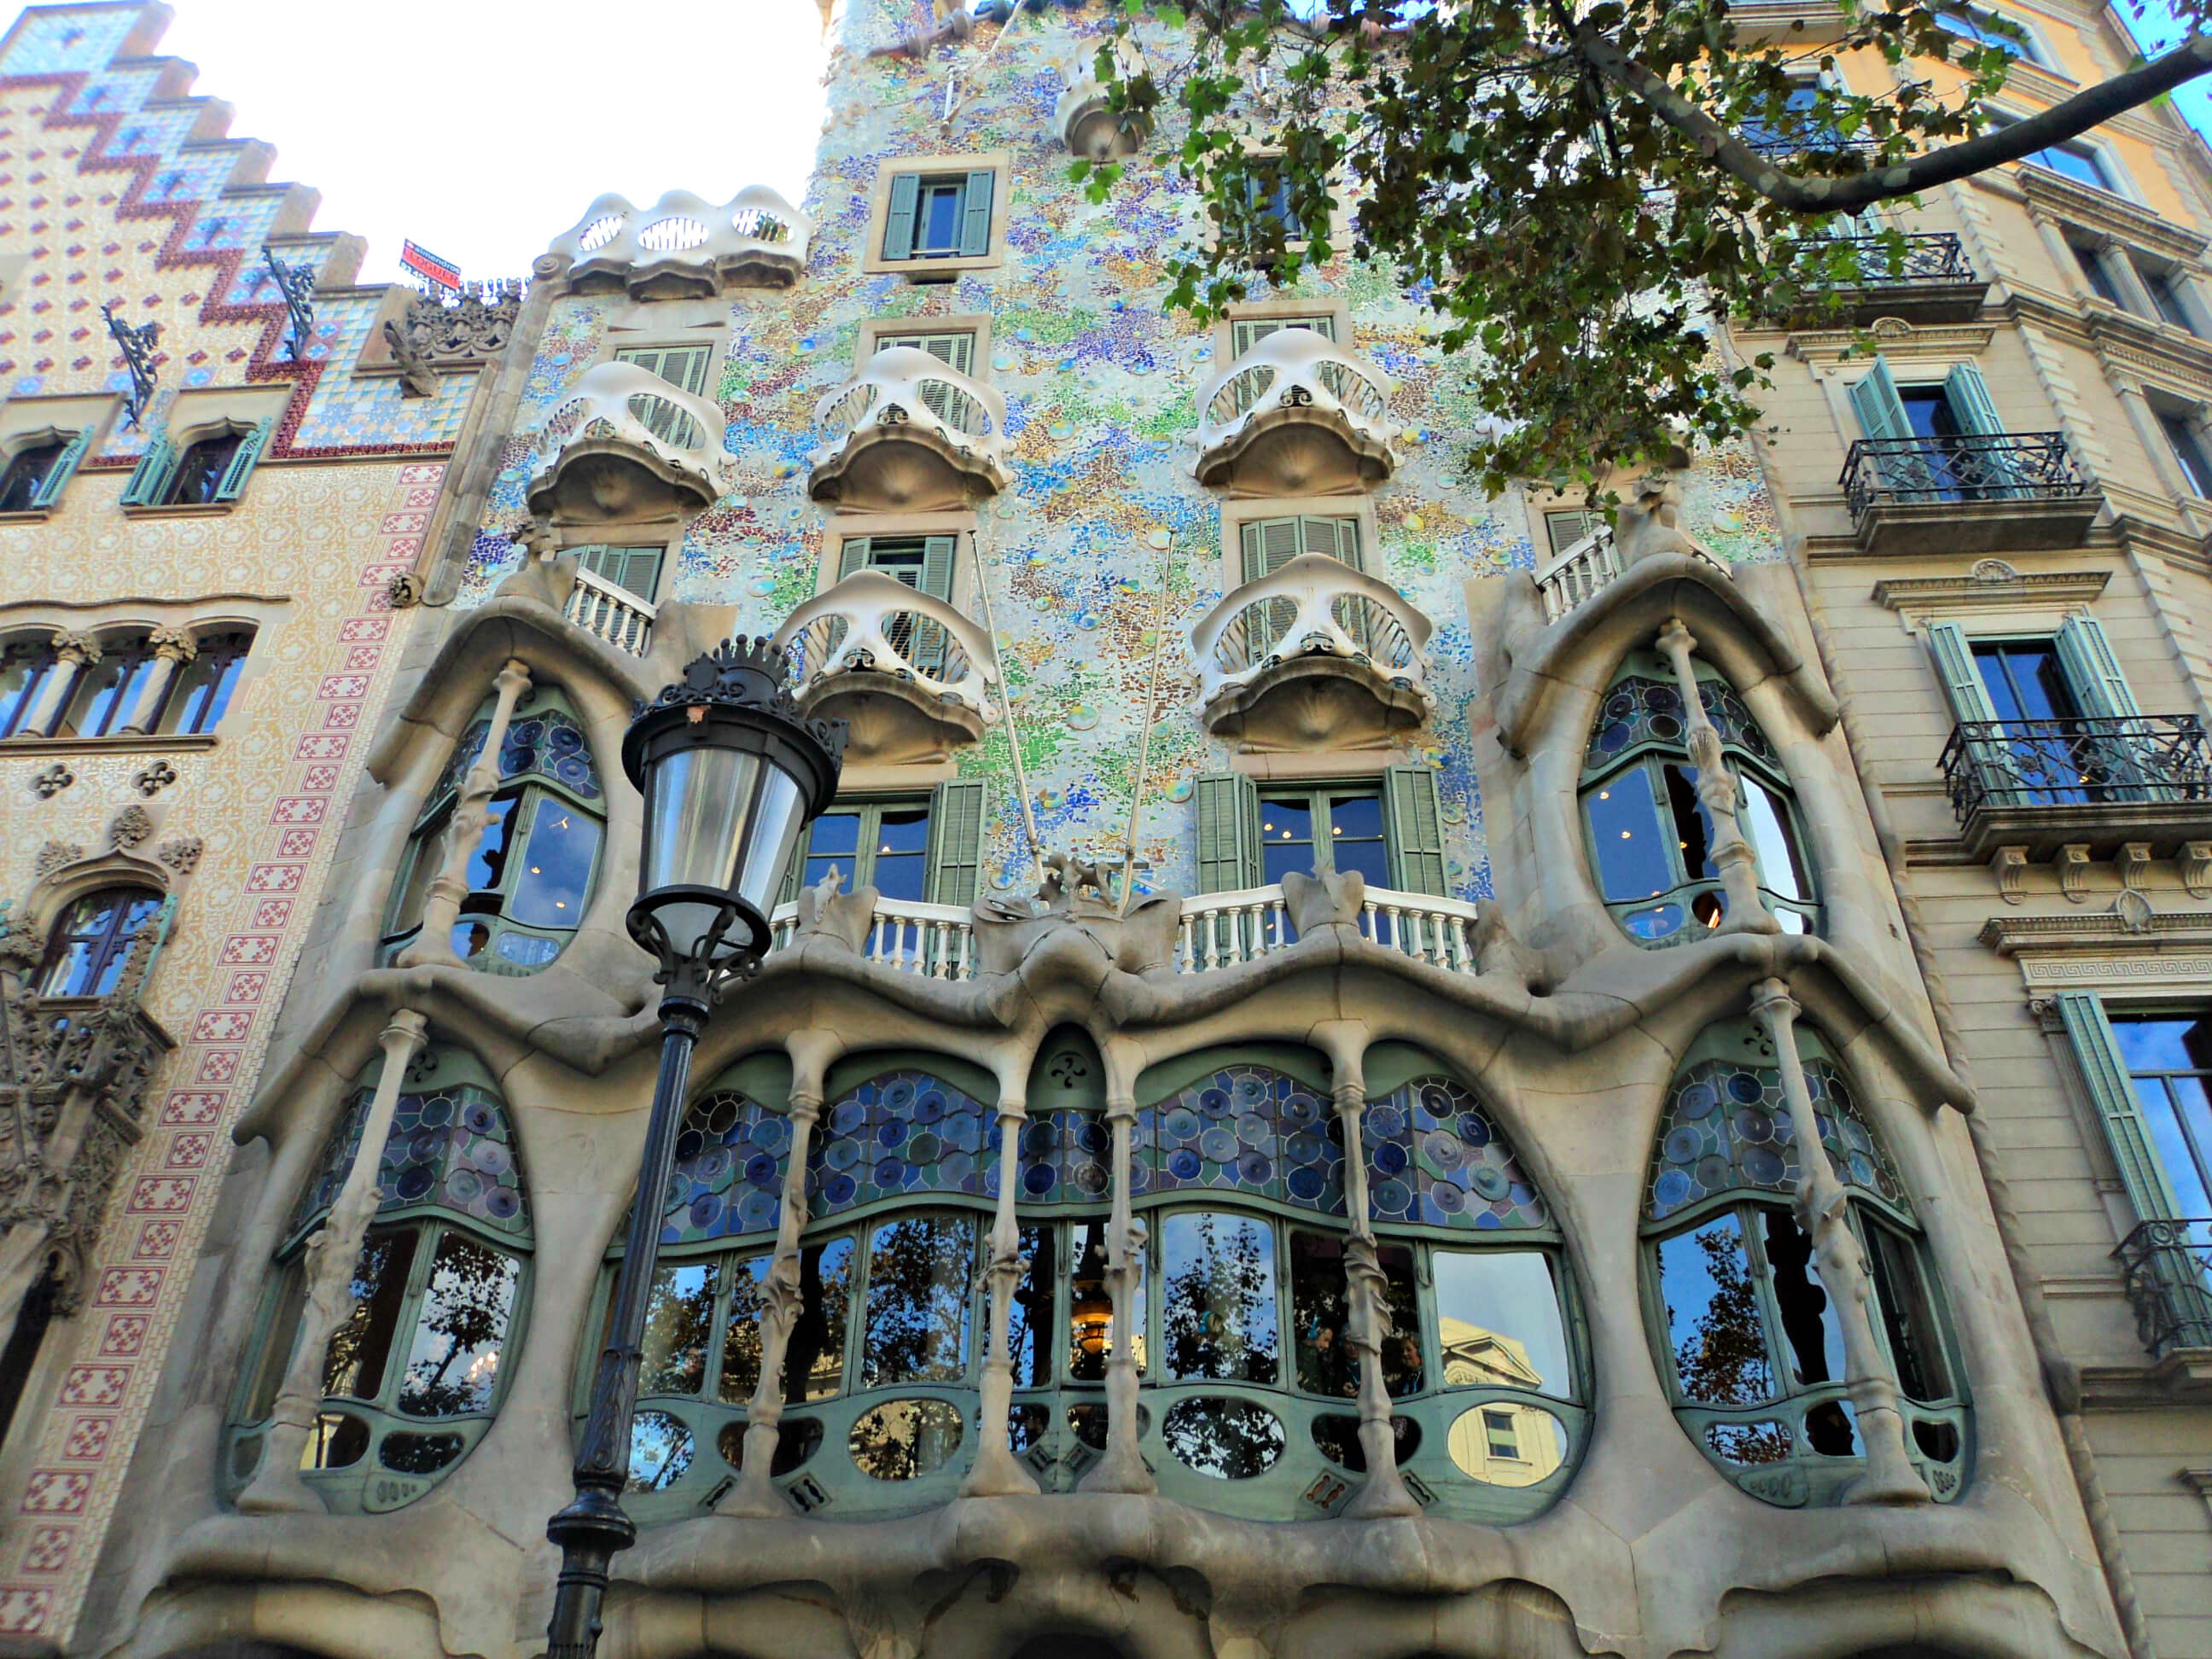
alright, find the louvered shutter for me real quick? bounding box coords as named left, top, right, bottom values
left=1941, top=361, right=2006, bottom=438
left=29, top=428, right=89, bottom=509
left=1926, top=620, right=2011, bottom=808
left=1383, top=765, right=1448, bottom=896
left=2057, top=613, right=2154, bottom=801
left=883, top=172, right=921, bottom=260
left=1301, top=515, right=1361, bottom=571
left=1240, top=518, right=1304, bottom=657
left=959, top=169, right=996, bottom=258
left=2055, top=992, right=2185, bottom=1220
left=1848, top=356, right=1912, bottom=442
left=1942, top=361, right=2023, bottom=496
left=579, top=544, right=663, bottom=602
left=118, top=434, right=176, bottom=507
left=926, top=779, right=987, bottom=907
left=918, top=534, right=958, bottom=602
left=1193, top=771, right=1261, bottom=893
left=212, top=417, right=272, bottom=503
left=839, top=537, right=871, bottom=580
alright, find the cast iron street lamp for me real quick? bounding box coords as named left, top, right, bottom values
left=544, top=638, right=843, bottom=1659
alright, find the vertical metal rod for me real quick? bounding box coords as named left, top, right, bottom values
left=969, top=524, right=1046, bottom=884
left=544, top=988, right=707, bottom=1659
left=1120, top=530, right=1180, bottom=917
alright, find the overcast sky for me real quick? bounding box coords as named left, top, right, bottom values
left=154, top=0, right=834, bottom=287
left=148, top=1, right=2212, bottom=289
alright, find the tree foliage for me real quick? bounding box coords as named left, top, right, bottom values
left=1081, top=0, right=2212, bottom=493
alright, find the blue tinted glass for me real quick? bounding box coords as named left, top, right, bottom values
left=871, top=806, right=930, bottom=902
left=1260, top=796, right=1315, bottom=886
left=1585, top=769, right=1673, bottom=901
left=2034, top=143, right=2110, bottom=190
left=508, top=795, right=600, bottom=929
left=919, top=183, right=963, bottom=253
left=1656, top=1213, right=1773, bottom=1405
left=464, top=795, right=520, bottom=891
left=805, top=812, right=861, bottom=888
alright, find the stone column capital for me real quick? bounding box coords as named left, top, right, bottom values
left=146, top=625, right=198, bottom=662
left=1748, top=976, right=1801, bottom=1028
left=1654, top=614, right=1696, bottom=661
left=49, top=629, right=101, bottom=666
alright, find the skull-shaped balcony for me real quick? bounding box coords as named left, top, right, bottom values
left=546, top=186, right=811, bottom=299
left=1058, top=39, right=1150, bottom=159
left=806, top=346, right=1014, bottom=511
left=526, top=361, right=736, bottom=527
left=1190, top=552, right=1435, bottom=749
left=1194, top=328, right=1400, bottom=495
left=772, top=570, right=1001, bottom=765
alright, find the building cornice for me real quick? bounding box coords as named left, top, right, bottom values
left=1871, top=565, right=2110, bottom=622
left=1785, top=317, right=1995, bottom=370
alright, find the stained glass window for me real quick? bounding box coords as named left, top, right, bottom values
left=807, top=1069, right=995, bottom=1215
left=1646, top=1055, right=1906, bottom=1223
left=654, top=1090, right=790, bottom=1245
left=1364, top=1076, right=1548, bottom=1231
left=1136, top=1064, right=1343, bottom=1211
left=291, top=1080, right=528, bottom=1242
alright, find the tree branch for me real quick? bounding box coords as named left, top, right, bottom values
left=1573, top=24, right=2212, bottom=213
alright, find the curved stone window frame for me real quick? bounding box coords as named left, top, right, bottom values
left=379, top=684, right=607, bottom=975
left=1579, top=650, right=1819, bottom=946
left=1639, top=1022, right=1970, bottom=1508
left=37, top=884, right=167, bottom=997
left=224, top=1046, right=533, bottom=1514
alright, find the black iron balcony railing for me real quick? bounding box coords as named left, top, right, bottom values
left=1941, top=714, right=2212, bottom=820
left=2115, top=1218, right=2212, bottom=1359
left=1841, top=431, right=2091, bottom=519
left=1800, top=230, right=1974, bottom=288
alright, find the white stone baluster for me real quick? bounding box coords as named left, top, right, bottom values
left=238, top=1010, right=428, bottom=1514
left=1747, top=979, right=1930, bottom=1505
left=400, top=659, right=533, bottom=969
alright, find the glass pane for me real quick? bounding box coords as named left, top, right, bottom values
left=1862, top=1221, right=1951, bottom=1402
left=1584, top=770, right=1674, bottom=902
left=721, top=1237, right=853, bottom=1406
left=918, top=182, right=965, bottom=253
left=1655, top=1213, right=1774, bottom=1405
left=166, top=646, right=244, bottom=733
left=1067, top=1217, right=1142, bottom=1381
left=387, top=822, right=445, bottom=943
left=1324, top=791, right=1391, bottom=887
left=1260, top=796, right=1315, bottom=887
left=321, top=1230, right=418, bottom=1403
left=1758, top=1207, right=1845, bottom=1393
left=396, top=1232, right=520, bottom=1417
left=1162, top=1395, right=1285, bottom=1479
left=850, top=1398, right=965, bottom=1478
left=1432, top=1248, right=1570, bottom=1400
left=1661, top=764, right=1716, bottom=880
left=1161, top=1211, right=1279, bottom=1385
left=626, top=1409, right=694, bottom=1492
left=870, top=806, right=930, bottom=903
left=863, top=1214, right=975, bottom=1386
left=0, top=649, right=42, bottom=735
left=638, top=1260, right=719, bottom=1397
left=1446, top=1401, right=1569, bottom=1486
left=803, top=810, right=863, bottom=891
left=1289, top=1228, right=1355, bottom=1398
left=463, top=793, right=521, bottom=894
left=1742, top=777, right=1807, bottom=905
left=67, top=649, right=152, bottom=737
left=719, top=1252, right=770, bottom=1405
left=507, top=795, right=600, bottom=929
left=1011, top=1225, right=1055, bottom=1388
left=2112, top=1011, right=2212, bottom=1076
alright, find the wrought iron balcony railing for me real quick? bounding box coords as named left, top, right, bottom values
left=1941, top=714, right=2212, bottom=819
left=1841, top=431, right=2091, bottom=519
left=2115, top=1218, right=2212, bottom=1359
left=1800, top=230, right=1975, bottom=288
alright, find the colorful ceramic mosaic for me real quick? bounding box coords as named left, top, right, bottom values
left=808, top=1069, right=996, bottom=1214
left=1585, top=678, right=1777, bottom=775
left=1646, top=1057, right=1908, bottom=1222
left=1015, top=1107, right=1114, bottom=1202
left=291, top=1084, right=529, bottom=1242
left=1364, top=1077, right=1548, bottom=1231
left=1136, top=1065, right=1345, bottom=1212
left=656, top=1091, right=790, bottom=1244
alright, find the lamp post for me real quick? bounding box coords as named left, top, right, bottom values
left=544, top=639, right=843, bottom=1659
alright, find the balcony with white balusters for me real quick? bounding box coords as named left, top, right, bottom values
left=771, top=570, right=1000, bottom=765
left=806, top=346, right=1014, bottom=512
left=1193, top=327, right=1400, bottom=495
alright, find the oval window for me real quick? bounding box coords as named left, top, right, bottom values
left=1067, top=1401, right=1148, bottom=1450
left=626, top=1409, right=694, bottom=1492
left=379, top=1432, right=464, bottom=1475
left=1445, top=1402, right=1569, bottom=1487
left=1162, top=1396, right=1285, bottom=1480
left=849, top=1398, right=965, bottom=1480
left=717, top=1416, right=824, bottom=1476
left=1309, top=1412, right=1421, bottom=1473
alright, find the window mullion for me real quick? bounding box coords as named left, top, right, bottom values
left=1738, top=1205, right=1790, bottom=1403
left=381, top=1220, right=441, bottom=1415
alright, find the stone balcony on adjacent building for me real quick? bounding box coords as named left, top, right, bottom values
left=1189, top=552, right=1434, bottom=749
left=525, top=361, right=736, bottom=526
left=806, top=346, right=1014, bottom=510
left=1794, top=231, right=1988, bottom=324
left=545, top=186, right=810, bottom=298
left=1057, top=38, right=1150, bottom=159
left=772, top=570, right=1000, bottom=765
left=1193, top=328, right=1399, bottom=495
left=1840, top=431, right=2102, bottom=556
left=1939, top=714, right=2212, bottom=859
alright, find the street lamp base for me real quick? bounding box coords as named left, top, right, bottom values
left=544, top=1485, right=637, bottom=1659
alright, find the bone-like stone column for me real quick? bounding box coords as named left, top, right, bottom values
left=1747, top=978, right=1929, bottom=1505
left=720, top=1032, right=835, bottom=1516
left=399, top=658, right=533, bottom=969
left=119, top=624, right=195, bottom=734
left=1654, top=617, right=1778, bottom=935
left=1079, top=1084, right=1153, bottom=1493
left=237, top=1008, right=429, bottom=1514
left=1331, top=1072, right=1420, bottom=1517
left=25, top=629, right=99, bottom=736
left=962, top=1085, right=1040, bottom=1496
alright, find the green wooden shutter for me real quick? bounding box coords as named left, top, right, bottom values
left=925, top=779, right=987, bottom=907
left=918, top=534, right=957, bottom=602
left=1926, top=621, right=2000, bottom=724
left=1301, top=515, right=1361, bottom=571
left=2054, top=614, right=2142, bottom=719
left=2055, top=992, right=2184, bottom=1220
left=1240, top=517, right=1306, bottom=585
left=1943, top=360, right=2023, bottom=495
left=29, top=429, right=89, bottom=509
left=212, top=417, right=272, bottom=503
left=959, top=169, right=996, bottom=257
left=1383, top=765, right=1448, bottom=896
left=127, top=894, right=180, bottom=994
left=1942, top=361, right=2006, bottom=437
left=883, top=172, right=921, bottom=260
left=1193, top=771, right=1262, bottom=893
left=839, top=537, right=871, bottom=580
left=1848, top=356, right=1912, bottom=442
left=118, top=434, right=175, bottom=507
left=579, top=544, right=663, bottom=602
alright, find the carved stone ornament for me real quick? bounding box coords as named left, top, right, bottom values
left=32, top=762, right=73, bottom=799
left=1970, top=558, right=2019, bottom=583
left=2113, top=888, right=2156, bottom=934
left=384, top=570, right=425, bottom=610
left=33, top=841, right=83, bottom=881
left=1990, top=844, right=2029, bottom=906
left=793, top=866, right=880, bottom=955
left=2182, top=840, right=2212, bottom=899
left=2058, top=843, right=2093, bottom=903
left=382, top=317, right=437, bottom=399
left=155, top=836, right=204, bottom=877
left=146, top=623, right=198, bottom=663
left=2117, top=841, right=2154, bottom=893
left=49, top=627, right=101, bottom=667
left=133, top=758, right=178, bottom=797
left=392, top=282, right=521, bottom=396
left=108, top=804, right=154, bottom=851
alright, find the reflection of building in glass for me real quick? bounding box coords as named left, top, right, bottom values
left=10, top=0, right=2211, bottom=1655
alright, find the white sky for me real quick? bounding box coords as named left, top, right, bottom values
left=154, top=0, right=834, bottom=287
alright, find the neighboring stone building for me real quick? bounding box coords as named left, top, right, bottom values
left=7, top=0, right=2209, bottom=1656
left=0, top=3, right=504, bottom=1644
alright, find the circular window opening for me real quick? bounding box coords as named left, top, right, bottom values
left=1162, top=1396, right=1284, bottom=1480
left=1446, top=1402, right=1568, bottom=1487
left=850, top=1398, right=964, bottom=1480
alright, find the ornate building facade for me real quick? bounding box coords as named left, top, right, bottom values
left=0, top=0, right=2204, bottom=1656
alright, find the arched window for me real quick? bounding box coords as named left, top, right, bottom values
left=159, top=627, right=253, bottom=735
left=1580, top=653, right=1817, bottom=944
left=161, top=429, right=245, bottom=506
left=0, top=637, right=67, bottom=737
left=381, top=687, right=605, bottom=973
left=0, top=435, right=77, bottom=512
left=1641, top=1022, right=1969, bottom=1506
left=38, top=886, right=166, bottom=997
left=227, top=1048, right=529, bottom=1511
left=56, top=632, right=159, bottom=738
